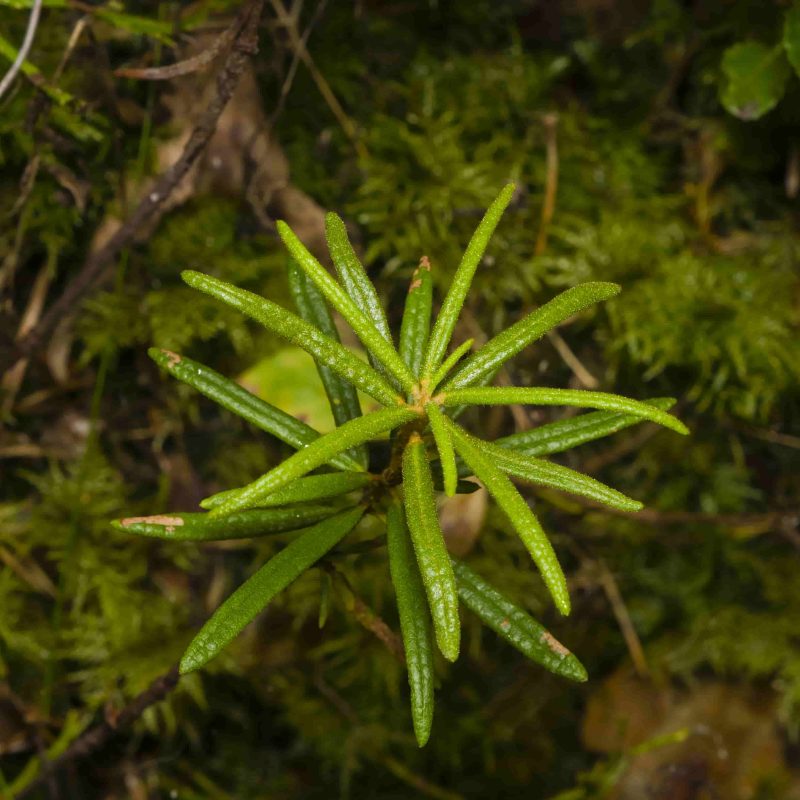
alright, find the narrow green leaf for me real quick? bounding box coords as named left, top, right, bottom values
left=148, top=348, right=362, bottom=472
left=288, top=259, right=367, bottom=469
left=495, top=398, right=676, bottom=456
left=180, top=508, right=364, bottom=673
left=786, top=3, right=800, bottom=77
left=720, top=42, right=790, bottom=120
left=466, top=434, right=642, bottom=512
left=211, top=407, right=419, bottom=515
left=447, top=420, right=570, bottom=616
left=430, top=339, right=474, bottom=391
left=402, top=435, right=460, bottom=661
left=422, top=184, right=515, bottom=376
left=318, top=571, right=332, bottom=629
left=443, top=282, right=620, bottom=390
left=325, top=212, right=392, bottom=342
left=181, top=271, right=401, bottom=408
left=277, top=221, right=414, bottom=392
left=324, top=213, right=395, bottom=387
left=387, top=502, right=435, bottom=747
left=399, top=257, right=433, bottom=378
left=452, top=558, right=587, bottom=682
left=94, top=9, right=174, bottom=42
left=112, top=505, right=337, bottom=541
left=426, top=403, right=457, bottom=497
left=200, top=472, right=371, bottom=511
left=441, top=387, right=688, bottom=436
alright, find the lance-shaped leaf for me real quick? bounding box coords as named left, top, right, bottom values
left=399, top=257, right=433, bottom=378
left=425, top=403, right=457, bottom=497
left=441, top=387, right=688, bottom=436
left=442, top=282, right=620, bottom=390
left=430, top=339, right=474, bottom=391
left=324, top=213, right=396, bottom=388
left=149, top=348, right=362, bottom=472
left=422, top=183, right=515, bottom=376
left=277, top=221, right=414, bottom=392
left=325, top=212, right=392, bottom=343
left=288, top=259, right=367, bottom=469
left=402, top=434, right=460, bottom=661
left=200, top=472, right=371, bottom=511
left=495, top=398, right=677, bottom=457
left=112, top=505, right=338, bottom=541
left=452, top=558, right=587, bottom=682
left=182, top=271, right=400, bottom=408
left=180, top=508, right=364, bottom=673
left=211, top=407, right=419, bottom=516
left=387, top=502, right=435, bottom=747
left=462, top=432, right=642, bottom=512
left=447, top=420, right=570, bottom=616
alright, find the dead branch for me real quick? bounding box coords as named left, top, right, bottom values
left=13, top=666, right=180, bottom=800
left=269, top=0, right=367, bottom=159
left=326, top=565, right=405, bottom=664
left=114, top=19, right=241, bottom=81
left=13, top=0, right=265, bottom=362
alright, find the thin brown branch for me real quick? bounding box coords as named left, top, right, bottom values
left=546, top=329, right=599, bottom=389
left=530, top=112, right=598, bottom=388
left=735, top=424, right=800, bottom=451
left=556, top=491, right=799, bottom=541
left=596, top=559, right=649, bottom=678
left=267, top=0, right=328, bottom=129
left=14, top=0, right=265, bottom=361
left=326, top=566, right=405, bottom=663
left=380, top=755, right=465, bottom=800
left=114, top=17, right=242, bottom=81
left=14, top=667, right=180, bottom=800
left=534, top=113, right=558, bottom=258
left=269, top=0, right=367, bottom=159
left=580, top=420, right=664, bottom=473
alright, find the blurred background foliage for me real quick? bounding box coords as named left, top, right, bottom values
left=0, top=0, right=799, bottom=797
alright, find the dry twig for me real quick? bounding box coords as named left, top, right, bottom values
left=114, top=20, right=241, bottom=81
left=13, top=0, right=265, bottom=361
left=326, top=565, right=405, bottom=663
left=532, top=113, right=600, bottom=388
left=596, top=559, right=650, bottom=678
left=269, top=0, right=367, bottom=159
left=14, top=667, right=180, bottom=799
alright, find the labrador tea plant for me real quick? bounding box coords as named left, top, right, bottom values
left=113, top=184, right=688, bottom=746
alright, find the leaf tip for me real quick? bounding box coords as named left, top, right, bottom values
left=179, top=651, right=202, bottom=675
left=415, top=728, right=432, bottom=748
left=180, top=269, right=201, bottom=286
left=440, top=640, right=460, bottom=662
left=556, top=594, right=572, bottom=617
left=563, top=656, right=589, bottom=683
left=671, top=419, right=690, bottom=436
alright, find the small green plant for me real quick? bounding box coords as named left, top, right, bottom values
left=113, top=184, right=688, bottom=746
